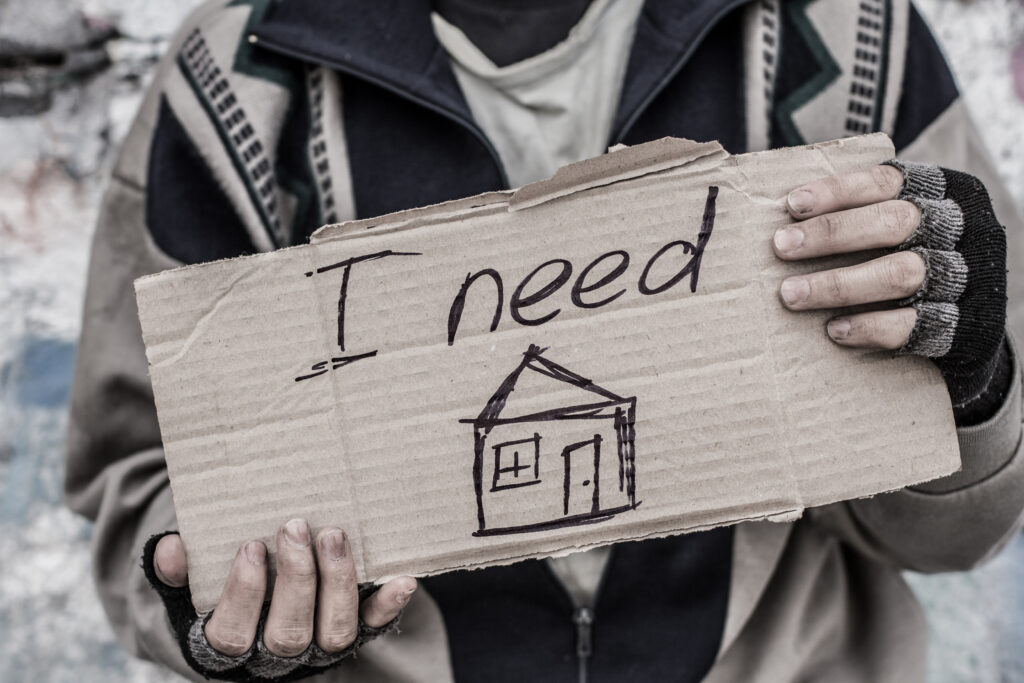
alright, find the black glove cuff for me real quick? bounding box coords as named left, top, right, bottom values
left=947, top=336, right=1014, bottom=426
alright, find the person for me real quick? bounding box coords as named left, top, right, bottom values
left=65, top=0, right=1024, bottom=681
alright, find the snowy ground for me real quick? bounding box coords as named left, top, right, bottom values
left=0, top=1, right=1022, bottom=681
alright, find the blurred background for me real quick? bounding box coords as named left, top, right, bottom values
left=1, top=0, right=1023, bottom=680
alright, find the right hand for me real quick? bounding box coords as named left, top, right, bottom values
left=154, top=519, right=417, bottom=657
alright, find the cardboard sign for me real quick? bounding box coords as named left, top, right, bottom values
left=136, top=134, right=960, bottom=612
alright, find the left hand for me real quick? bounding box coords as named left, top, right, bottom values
left=145, top=522, right=415, bottom=681
left=773, top=159, right=1009, bottom=423
left=772, top=164, right=923, bottom=348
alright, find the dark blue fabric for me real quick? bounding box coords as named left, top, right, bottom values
left=252, top=0, right=472, bottom=130
left=423, top=529, right=733, bottom=683
left=423, top=559, right=578, bottom=680
left=590, top=530, right=732, bottom=682
left=619, top=7, right=746, bottom=152
left=891, top=4, right=959, bottom=152
left=147, top=98, right=257, bottom=263
left=340, top=72, right=506, bottom=219
left=612, top=0, right=751, bottom=142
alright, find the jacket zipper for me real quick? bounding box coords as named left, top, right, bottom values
left=543, top=549, right=617, bottom=683
left=247, top=34, right=511, bottom=189
left=573, top=606, right=594, bottom=683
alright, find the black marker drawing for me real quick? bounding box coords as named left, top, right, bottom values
left=447, top=185, right=718, bottom=346
left=304, top=249, right=422, bottom=352
left=462, top=345, right=639, bottom=537
left=296, top=186, right=718, bottom=382
left=294, top=350, right=377, bottom=382
left=295, top=249, right=421, bottom=382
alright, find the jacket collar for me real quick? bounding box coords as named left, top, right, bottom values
left=612, top=0, right=750, bottom=140
left=251, top=0, right=470, bottom=118
left=250, top=0, right=748, bottom=144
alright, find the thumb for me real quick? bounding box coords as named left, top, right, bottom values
left=153, top=533, right=189, bottom=587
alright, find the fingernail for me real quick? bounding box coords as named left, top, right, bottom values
left=245, top=541, right=266, bottom=566
left=284, top=519, right=311, bottom=548
left=396, top=586, right=417, bottom=606
left=788, top=189, right=815, bottom=215
left=780, top=277, right=810, bottom=306
left=154, top=562, right=185, bottom=587
left=828, top=318, right=851, bottom=340
left=773, top=227, right=804, bottom=254
left=321, top=529, right=347, bottom=561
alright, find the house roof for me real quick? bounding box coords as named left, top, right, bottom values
left=464, top=345, right=631, bottom=429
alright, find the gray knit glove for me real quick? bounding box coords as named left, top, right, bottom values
left=883, top=160, right=1010, bottom=425
left=143, top=532, right=401, bottom=682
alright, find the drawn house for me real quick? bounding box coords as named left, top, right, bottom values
left=463, top=345, right=638, bottom=536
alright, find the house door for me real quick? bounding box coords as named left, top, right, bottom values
left=561, top=435, right=601, bottom=517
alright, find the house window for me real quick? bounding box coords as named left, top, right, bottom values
left=491, top=434, right=541, bottom=491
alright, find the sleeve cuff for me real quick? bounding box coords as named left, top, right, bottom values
left=914, top=330, right=1023, bottom=494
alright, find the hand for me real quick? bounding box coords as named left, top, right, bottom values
left=152, top=520, right=416, bottom=671
left=773, top=160, right=1009, bottom=423
left=773, top=164, right=923, bottom=348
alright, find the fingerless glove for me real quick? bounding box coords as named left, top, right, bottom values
left=884, top=160, right=1011, bottom=426
left=142, top=532, right=401, bottom=682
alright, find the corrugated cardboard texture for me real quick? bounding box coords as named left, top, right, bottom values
left=135, top=134, right=961, bottom=612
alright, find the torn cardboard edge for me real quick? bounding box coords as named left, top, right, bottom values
left=307, top=138, right=727, bottom=243
left=136, top=133, right=961, bottom=612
